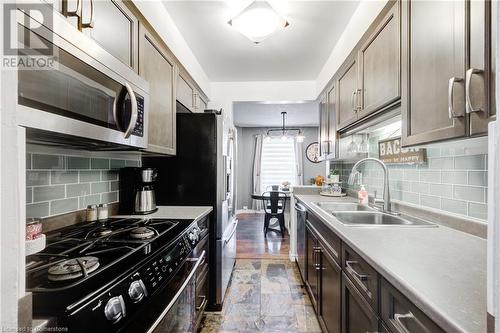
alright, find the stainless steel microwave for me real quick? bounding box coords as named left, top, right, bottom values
left=16, top=6, right=149, bottom=149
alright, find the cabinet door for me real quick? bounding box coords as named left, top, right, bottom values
left=177, top=73, right=195, bottom=112
left=319, top=93, right=329, bottom=157
left=336, top=58, right=359, bottom=130
left=306, top=224, right=319, bottom=311
left=139, top=24, right=177, bottom=155
left=342, top=274, right=379, bottom=333
left=327, top=85, right=337, bottom=159
left=401, top=0, right=467, bottom=146
left=381, top=278, right=445, bottom=333
left=358, top=1, right=400, bottom=119
left=82, top=0, right=138, bottom=70
left=320, top=245, right=341, bottom=333
left=469, top=0, right=495, bottom=135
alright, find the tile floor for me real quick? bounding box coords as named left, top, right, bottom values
left=200, top=213, right=322, bottom=332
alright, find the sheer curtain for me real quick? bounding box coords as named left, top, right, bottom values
left=294, top=138, right=304, bottom=185
left=251, top=134, right=263, bottom=210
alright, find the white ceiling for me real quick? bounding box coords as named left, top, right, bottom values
left=163, top=1, right=359, bottom=82
left=233, top=101, right=319, bottom=127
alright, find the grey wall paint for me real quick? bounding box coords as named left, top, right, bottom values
left=26, top=152, right=141, bottom=219
left=236, top=126, right=325, bottom=210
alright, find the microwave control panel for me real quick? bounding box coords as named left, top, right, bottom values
left=133, top=97, right=144, bottom=137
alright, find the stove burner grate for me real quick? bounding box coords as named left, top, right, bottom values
left=47, top=256, right=100, bottom=282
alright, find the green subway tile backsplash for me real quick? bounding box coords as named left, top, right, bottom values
left=80, top=171, right=101, bottom=183
left=26, top=171, right=50, bottom=186
left=67, top=156, right=90, bottom=169
left=32, top=154, right=65, bottom=169
left=91, top=158, right=110, bottom=169
left=51, top=171, right=78, bottom=184
left=331, top=143, right=488, bottom=220
left=33, top=185, right=65, bottom=202
left=26, top=152, right=140, bottom=218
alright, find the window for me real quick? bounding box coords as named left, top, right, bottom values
left=260, top=138, right=297, bottom=193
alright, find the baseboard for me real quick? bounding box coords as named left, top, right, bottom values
left=236, top=209, right=263, bottom=214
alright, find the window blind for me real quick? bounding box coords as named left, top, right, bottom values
left=260, top=138, right=297, bottom=193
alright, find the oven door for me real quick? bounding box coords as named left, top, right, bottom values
left=15, top=7, right=148, bottom=149
left=123, top=251, right=205, bottom=333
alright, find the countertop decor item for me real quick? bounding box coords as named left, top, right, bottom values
left=315, top=175, right=325, bottom=186
left=26, top=233, right=46, bottom=256
left=306, top=142, right=321, bottom=163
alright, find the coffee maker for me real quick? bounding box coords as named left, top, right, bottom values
left=119, top=167, right=158, bottom=214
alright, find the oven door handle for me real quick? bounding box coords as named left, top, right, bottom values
left=146, top=250, right=205, bottom=333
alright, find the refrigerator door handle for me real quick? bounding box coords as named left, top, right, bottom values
left=224, top=220, right=238, bottom=245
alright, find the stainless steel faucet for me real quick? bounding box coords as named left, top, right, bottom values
left=348, top=157, right=392, bottom=213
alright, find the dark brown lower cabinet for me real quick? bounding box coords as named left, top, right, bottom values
left=305, top=222, right=342, bottom=333
left=319, top=243, right=342, bottom=333
left=306, top=224, right=320, bottom=311
left=342, top=273, right=379, bottom=333
left=380, top=278, right=445, bottom=333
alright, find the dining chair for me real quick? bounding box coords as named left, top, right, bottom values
left=261, top=191, right=287, bottom=236
left=266, top=185, right=280, bottom=191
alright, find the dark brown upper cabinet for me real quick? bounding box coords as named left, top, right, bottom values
left=139, top=24, right=177, bottom=155
left=83, top=0, right=138, bottom=70
left=468, top=0, right=496, bottom=135
left=357, top=1, right=400, bottom=119
left=56, top=0, right=138, bottom=70
left=318, top=92, right=330, bottom=158
left=336, top=57, right=359, bottom=130
left=401, top=0, right=495, bottom=146
left=327, top=85, right=337, bottom=159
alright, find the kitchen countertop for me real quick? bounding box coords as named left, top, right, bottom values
left=112, top=206, right=213, bottom=221
left=295, top=194, right=486, bottom=333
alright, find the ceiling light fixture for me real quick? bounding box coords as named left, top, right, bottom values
left=228, top=1, right=289, bottom=44
left=266, top=112, right=305, bottom=142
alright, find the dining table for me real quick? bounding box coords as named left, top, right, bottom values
left=251, top=191, right=292, bottom=200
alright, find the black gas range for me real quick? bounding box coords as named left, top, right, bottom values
left=26, top=216, right=208, bottom=332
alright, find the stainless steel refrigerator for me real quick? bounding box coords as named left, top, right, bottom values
left=143, top=107, right=237, bottom=310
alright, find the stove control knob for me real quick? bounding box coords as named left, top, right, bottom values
left=104, top=295, right=126, bottom=323
left=128, top=279, right=147, bottom=303
left=188, top=232, right=198, bottom=243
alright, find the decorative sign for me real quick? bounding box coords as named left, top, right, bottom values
left=306, top=142, right=321, bottom=163
left=378, top=137, right=427, bottom=164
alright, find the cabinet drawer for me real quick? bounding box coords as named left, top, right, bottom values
left=342, top=273, right=379, bottom=333
left=381, top=278, right=444, bottom=333
left=342, top=244, right=378, bottom=312
left=307, top=213, right=341, bottom=264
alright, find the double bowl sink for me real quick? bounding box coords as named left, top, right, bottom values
left=314, top=202, right=435, bottom=227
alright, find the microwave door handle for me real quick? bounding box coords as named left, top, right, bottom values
left=123, top=82, right=138, bottom=139
left=146, top=250, right=205, bottom=333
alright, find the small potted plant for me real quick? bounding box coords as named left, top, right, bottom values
left=329, top=169, right=340, bottom=183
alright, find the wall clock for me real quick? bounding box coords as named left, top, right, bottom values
left=306, top=142, right=320, bottom=163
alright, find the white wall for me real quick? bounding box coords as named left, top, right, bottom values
left=209, top=80, right=317, bottom=128
left=315, top=0, right=388, bottom=94
left=0, top=2, right=24, bottom=327
left=132, top=0, right=211, bottom=98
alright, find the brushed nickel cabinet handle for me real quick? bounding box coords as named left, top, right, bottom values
left=392, top=311, right=428, bottom=333
left=465, top=68, right=484, bottom=114
left=81, top=0, right=94, bottom=29
left=64, top=0, right=81, bottom=17
left=448, top=77, right=464, bottom=119
left=345, top=260, right=369, bottom=281
left=356, top=88, right=362, bottom=111
left=351, top=91, right=357, bottom=112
